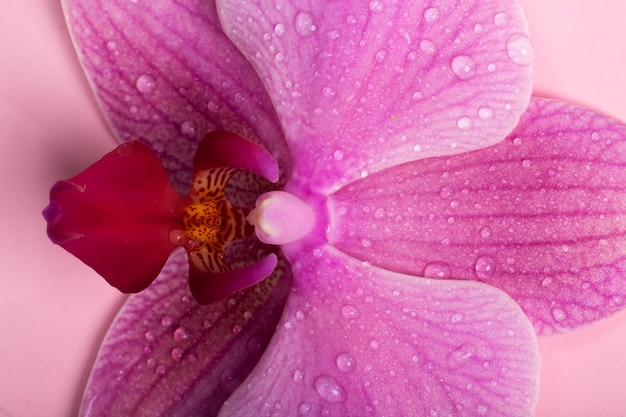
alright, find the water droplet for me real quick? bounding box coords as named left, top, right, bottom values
left=375, top=49, right=387, bottom=63
left=457, top=116, right=472, bottom=130
left=180, top=120, right=197, bottom=138
left=155, top=364, right=166, bottom=375
left=341, top=304, right=359, bottom=319
left=473, top=23, right=484, bottom=33
left=314, top=375, right=346, bottom=403
left=106, top=41, right=117, bottom=51
left=144, top=331, right=155, bottom=342
left=479, top=226, right=492, bottom=239
left=475, top=256, right=496, bottom=280
left=521, top=159, right=531, bottom=167
left=423, top=262, right=451, bottom=279
left=494, top=12, right=509, bottom=27
left=413, top=143, right=422, bottom=152
left=591, top=131, right=601, bottom=141
left=171, top=347, right=183, bottom=362
left=220, top=368, right=241, bottom=394
left=419, top=39, right=437, bottom=55
left=274, top=23, right=286, bottom=37
left=293, top=368, right=305, bottom=382
left=451, top=55, right=477, bottom=80
left=333, top=149, right=344, bottom=160
left=135, top=74, right=157, bottom=93
left=551, top=307, right=567, bottom=322
left=423, top=7, right=440, bottom=23
left=478, top=106, right=493, bottom=119
left=506, top=33, right=533, bottom=66
left=336, top=352, right=356, bottom=373
left=146, top=357, right=157, bottom=368
left=477, top=404, right=489, bottom=415
left=298, top=402, right=313, bottom=415
left=232, top=324, right=242, bottom=335
left=450, top=313, right=463, bottom=323
left=439, top=186, right=452, bottom=198
left=447, top=344, right=476, bottom=369
left=207, top=101, right=219, bottom=112
left=374, top=207, right=385, bottom=219
left=369, top=0, right=384, bottom=12
left=161, top=315, right=173, bottom=327
left=322, top=86, right=336, bottom=97
left=173, top=326, right=190, bottom=343
left=295, top=12, right=316, bottom=36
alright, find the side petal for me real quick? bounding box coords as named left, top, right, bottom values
left=218, top=245, right=539, bottom=417
left=218, top=0, right=532, bottom=191
left=62, top=0, right=290, bottom=190
left=43, top=141, right=188, bottom=293
left=330, top=98, right=626, bottom=334
left=80, top=250, right=291, bottom=417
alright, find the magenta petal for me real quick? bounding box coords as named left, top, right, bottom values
left=44, top=141, right=187, bottom=293
left=194, top=131, right=280, bottom=183
left=330, top=97, right=626, bottom=334
left=80, top=251, right=291, bottom=417
left=189, top=254, right=278, bottom=304
left=218, top=0, right=532, bottom=190
left=62, top=0, right=290, bottom=189
left=219, top=245, right=539, bottom=416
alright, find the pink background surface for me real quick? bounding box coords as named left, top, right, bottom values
left=1, top=1, right=625, bottom=416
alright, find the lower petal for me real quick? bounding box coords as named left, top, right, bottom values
left=330, top=97, right=626, bottom=334
left=80, top=250, right=291, bottom=417
left=219, top=245, right=539, bottom=416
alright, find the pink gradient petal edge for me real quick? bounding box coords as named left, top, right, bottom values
left=217, top=0, right=532, bottom=192
left=61, top=0, right=291, bottom=190
left=219, top=245, right=539, bottom=416
left=330, top=97, right=626, bottom=335
left=80, top=251, right=291, bottom=417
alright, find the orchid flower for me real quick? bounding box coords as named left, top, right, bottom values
left=43, top=0, right=626, bottom=415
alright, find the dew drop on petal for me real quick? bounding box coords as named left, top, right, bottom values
left=479, top=226, right=492, bottom=239
left=170, top=347, right=183, bottom=362
left=475, top=256, right=496, bottom=280
left=457, top=116, right=472, bottom=130
left=135, top=74, right=157, bottom=93
left=423, top=262, right=451, bottom=279
left=478, top=106, right=494, bottom=119
left=450, top=313, right=463, bottom=323
left=419, top=39, right=437, bottom=55
left=274, top=23, right=286, bottom=37
left=447, top=344, right=475, bottom=369
left=423, top=7, right=440, bottom=23
left=180, top=120, right=197, bottom=138
left=144, top=331, right=155, bottom=342
left=314, top=375, right=346, bottom=403
left=295, top=11, right=316, bottom=37
left=341, top=304, right=359, bottom=319
left=494, top=12, right=509, bottom=27
left=369, top=0, right=384, bottom=12
left=298, top=403, right=313, bottom=415
left=506, top=33, right=533, bottom=66
left=551, top=308, right=567, bottom=322
left=173, top=326, right=190, bottom=343
left=451, top=55, right=477, bottom=80
left=161, top=315, right=173, bottom=327
left=336, top=352, right=357, bottom=373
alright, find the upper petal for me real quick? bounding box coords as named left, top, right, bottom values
left=62, top=0, right=290, bottom=191
left=80, top=250, right=292, bottom=417
left=217, top=0, right=532, bottom=192
left=330, top=98, right=626, bottom=334
left=218, top=245, right=539, bottom=416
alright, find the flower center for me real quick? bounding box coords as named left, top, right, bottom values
left=170, top=167, right=254, bottom=273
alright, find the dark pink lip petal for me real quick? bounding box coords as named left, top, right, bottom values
left=44, top=141, right=188, bottom=293
left=330, top=97, right=626, bottom=334
left=61, top=0, right=290, bottom=190
left=219, top=245, right=539, bottom=416
left=218, top=0, right=532, bottom=191
left=189, top=253, right=278, bottom=304
left=194, top=131, right=280, bottom=183
left=79, top=250, right=292, bottom=417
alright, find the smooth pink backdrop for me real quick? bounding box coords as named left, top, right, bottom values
left=1, top=1, right=625, bottom=416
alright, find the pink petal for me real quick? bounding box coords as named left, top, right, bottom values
left=44, top=141, right=188, bottom=293
left=80, top=251, right=291, bottom=417
left=330, top=98, right=626, bottom=334
left=62, top=0, right=290, bottom=190
left=219, top=245, right=539, bottom=416
left=218, top=0, right=532, bottom=191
